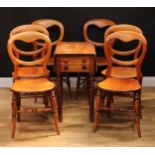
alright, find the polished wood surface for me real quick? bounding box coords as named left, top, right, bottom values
left=98, top=77, right=141, bottom=92
left=7, top=31, right=60, bottom=138
left=14, top=67, right=49, bottom=78
left=11, top=78, right=55, bottom=93
left=9, top=24, right=49, bottom=37
left=9, top=25, right=50, bottom=79
left=94, top=31, right=147, bottom=137
left=101, top=67, right=136, bottom=78
left=55, top=42, right=96, bottom=55
left=55, top=42, right=96, bottom=122
left=102, top=24, right=143, bottom=78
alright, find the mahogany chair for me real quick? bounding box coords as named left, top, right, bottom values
left=83, top=18, right=116, bottom=66
left=9, top=24, right=50, bottom=79
left=101, top=24, right=144, bottom=118
left=75, top=19, right=116, bottom=99
left=102, top=24, right=143, bottom=79
left=93, top=31, right=147, bottom=137
left=7, top=31, right=60, bottom=138
left=32, top=19, right=72, bottom=98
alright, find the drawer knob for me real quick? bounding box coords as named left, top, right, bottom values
left=82, top=65, right=87, bottom=70
left=82, top=59, right=86, bottom=63
left=64, top=65, right=68, bottom=70
left=63, top=58, right=68, bottom=63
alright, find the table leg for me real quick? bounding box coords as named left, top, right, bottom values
left=56, top=74, right=63, bottom=122
left=89, top=74, right=94, bottom=122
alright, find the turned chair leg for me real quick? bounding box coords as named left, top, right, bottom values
left=50, top=91, right=60, bottom=135
left=93, top=90, right=102, bottom=132
left=75, top=73, right=81, bottom=100
left=43, top=93, right=49, bottom=108
left=133, top=91, right=141, bottom=137
left=16, top=93, right=21, bottom=122
left=12, top=93, right=17, bottom=138
left=139, top=90, right=142, bottom=119
left=107, top=93, right=112, bottom=118
left=66, top=74, right=72, bottom=99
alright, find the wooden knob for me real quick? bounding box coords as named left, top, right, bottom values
left=82, top=65, right=87, bottom=70
left=64, top=65, right=68, bottom=70
left=82, top=59, right=86, bottom=63
left=63, top=58, right=68, bottom=63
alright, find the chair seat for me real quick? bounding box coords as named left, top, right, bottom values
left=11, top=78, right=55, bottom=93
left=48, top=57, right=54, bottom=66
left=101, top=67, right=137, bottom=78
left=96, top=56, right=107, bottom=66
left=15, top=67, right=50, bottom=78
left=98, top=77, right=141, bottom=92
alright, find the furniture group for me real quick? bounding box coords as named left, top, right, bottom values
left=7, top=18, right=147, bottom=138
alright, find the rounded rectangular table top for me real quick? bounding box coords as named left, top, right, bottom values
left=55, top=42, right=96, bottom=55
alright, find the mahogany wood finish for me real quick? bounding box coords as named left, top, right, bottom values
left=7, top=31, right=60, bottom=138
left=93, top=31, right=147, bottom=137
left=9, top=24, right=50, bottom=79
left=54, top=42, right=96, bottom=122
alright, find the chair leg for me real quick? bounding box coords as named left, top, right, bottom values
left=43, top=93, right=49, bottom=108
left=66, top=74, right=72, bottom=99
left=133, top=91, right=141, bottom=137
left=16, top=93, right=21, bottom=122
left=100, top=90, right=106, bottom=117
left=75, top=73, right=81, bottom=100
left=139, top=90, right=142, bottom=119
left=50, top=91, right=60, bottom=135
left=107, top=93, right=112, bottom=118
left=93, top=90, right=102, bottom=132
left=34, top=96, right=38, bottom=103
left=12, top=93, right=17, bottom=138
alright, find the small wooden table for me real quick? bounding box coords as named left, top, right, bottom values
left=54, top=42, right=96, bottom=122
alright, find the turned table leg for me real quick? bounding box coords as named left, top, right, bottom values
left=56, top=74, right=63, bottom=122
left=89, top=74, right=94, bottom=122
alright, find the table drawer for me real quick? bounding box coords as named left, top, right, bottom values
left=60, top=56, right=90, bottom=72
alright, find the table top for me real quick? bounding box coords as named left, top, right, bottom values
left=55, top=42, right=96, bottom=55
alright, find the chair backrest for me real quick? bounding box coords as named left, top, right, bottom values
left=7, top=31, right=51, bottom=80
left=104, top=24, right=143, bottom=58
left=9, top=24, right=49, bottom=37
left=32, top=19, right=64, bottom=46
left=83, top=18, right=116, bottom=47
left=104, top=31, right=147, bottom=80
left=104, top=24, right=143, bottom=39
left=9, top=24, right=50, bottom=58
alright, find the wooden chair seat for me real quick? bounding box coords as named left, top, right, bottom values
left=101, top=67, right=136, bottom=78
left=11, top=78, right=55, bottom=93
left=96, top=56, right=107, bottom=66
left=13, top=67, right=50, bottom=78
left=98, top=77, right=141, bottom=92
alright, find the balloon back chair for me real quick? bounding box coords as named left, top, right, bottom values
left=7, top=31, right=60, bottom=138
left=32, top=19, right=72, bottom=98
left=93, top=31, right=147, bottom=137
left=102, top=24, right=143, bottom=79
left=9, top=24, right=50, bottom=79
left=101, top=24, right=144, bottom=118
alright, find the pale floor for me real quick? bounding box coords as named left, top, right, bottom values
left=0, top=87, right=155, bottom=146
